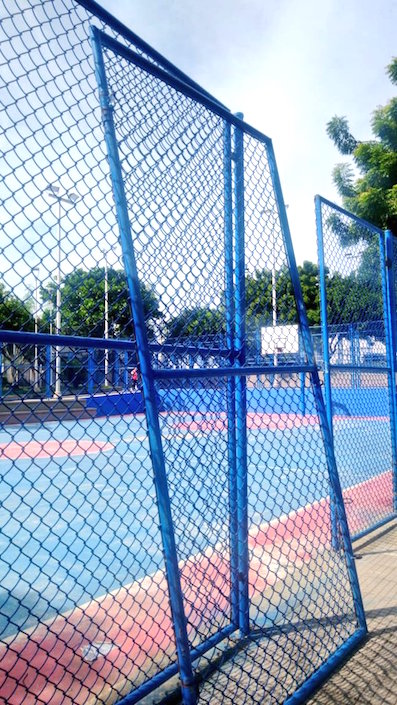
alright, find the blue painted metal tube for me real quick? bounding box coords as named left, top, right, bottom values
left=114, top=350, right=120, bottom=388
left=314, top=195, right=384, bottom=236
left=154, top=363, right=315, bottom=380
left=45, top=345, right=51, bottom=398
left=316, top=195, right=338, bottom=550
left=384, top=230, right=397, bottom=512
left=0, top=344, right=2, bottom=399
left=233, top=113, right=249, bottom=637
left=0, top=330, right=228, bottom=358
left=123, top=351, right=129, bottom=390
left=268, top=183, right=366, bottom=632
left=87, top=349, right=95, bottom=395
left=351, top=513, right=396, bottom=542
left=283, top=628, right=366, bottom=705
left=90, top=27, right=196, bottom=704
left=223, top=121, right=238, bottom=625
left=77, top=1, right=228, bottom=109
left=315, top=196, right=334, bottom=441
left=116, top=623, right=237, bottom=705
left=95, top=29, right=274, bottom=147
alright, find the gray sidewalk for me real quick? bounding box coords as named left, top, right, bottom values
left=194, top=521, right=397, bottom=705
left=308, top=518, right=397, bottom=704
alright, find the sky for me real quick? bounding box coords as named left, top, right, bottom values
left=99, top=0, right=397, bottom=265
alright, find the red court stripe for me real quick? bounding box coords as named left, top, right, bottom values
left=0, top=471, right=392, bottom=704
left=0, top=439, right=114, bottom=461
left=172, top=413, right=320, bottom=432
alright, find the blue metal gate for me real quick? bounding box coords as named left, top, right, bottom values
left=0, top=1, right=367, bottom=703
left=316, top=195, right=397, bottom=540
left=89, top=27, right=366, bottom=705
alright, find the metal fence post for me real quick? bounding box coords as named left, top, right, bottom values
left=299, top=336, right=306, bottom=415
left=384, top=230, right=397, bottom=512
left=315, top=197, right=333, bottom=439
left=269, top=181, right=366, bottom=631
left=123, top=351, right=129, bottom=390
left=223, top=121, right=238, bottom=626
left=88, top=349, right=95, bottom=395
left=233, top=113, right=249, bottom=637
left=315, top=196, right=339, bottom=550
left=91, top=27, right=196, bottom=704
left=45, top=345, right=52, bottom=398
left=114, top=350, right=120, bottom=387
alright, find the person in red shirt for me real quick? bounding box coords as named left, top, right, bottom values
left=130, top=367, right=138, bottom=391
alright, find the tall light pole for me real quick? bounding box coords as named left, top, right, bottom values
left=33, top=267, right=40, bottom=392
left=265, top=205, right=288, bottom=372
left=45, top=185, right=80, bottom=398
left=272, top=264, right=278, bottom=368
left=104, top=255, right=109, bottom=386
left=97, top=245, right=110, bottom=387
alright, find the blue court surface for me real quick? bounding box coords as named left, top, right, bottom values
left=0, top=411, right=392, bottom=638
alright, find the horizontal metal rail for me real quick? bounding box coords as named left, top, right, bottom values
left=116, top=624, right=237, bottom=705
left=315, top=195, right=384, bottom=236
left=154, top=365, right=315, bottom=379
left=78, top=0, right=228, bottom=108
left=0, top=330, right=229, bottom=357
left=329, top=364, right=390, bottom=373
left=96, top=30, right=273, bottom=147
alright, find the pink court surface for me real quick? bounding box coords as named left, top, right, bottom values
left=0, top=412, right=393, bottom=704
left=0, top=439, right=114, bottom=461
left=0, top=474, right=392, bottom=705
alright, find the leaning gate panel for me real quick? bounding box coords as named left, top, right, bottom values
left=0, top=3, right=366, bottom=704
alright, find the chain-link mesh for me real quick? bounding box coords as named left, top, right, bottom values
left=1, top=3, right=365, bottom=704
left=316, top=197, right=395, bottom=538
left=92, top=29, right=363, bottom=705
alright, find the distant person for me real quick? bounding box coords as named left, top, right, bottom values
left=130, top=367, right=138, bottom=391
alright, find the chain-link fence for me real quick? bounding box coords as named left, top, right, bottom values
left=1, top=3, right=366, bottom=704
left=316, top=195, right=397, bottom=540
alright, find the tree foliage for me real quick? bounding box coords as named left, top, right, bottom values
left=165, top=306, right=225, bottom=342
left=327, top=57, right=397, bottom=234
left=2, top=258, right=384, bottom=348
left=41, top=267, right=161, bottom=339
left=245, top=261, right=321, bottom=327
left=0, top=282, right=33, bottom=331
left=165, top=261, right=322, bottom=342
left=326, top=116, right=358, bottom=156
left=164, top=258, right=382, bottom=342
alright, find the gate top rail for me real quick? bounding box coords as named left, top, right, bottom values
left=315, top=195, right=384, bottom=236
left=93, top=27, right=273, bottom=147
left=78, top=0, right=228, bottom=108
left=0, top=329, right=229, bottom=357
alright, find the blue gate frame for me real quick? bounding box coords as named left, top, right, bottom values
left=316, top=195, right=397, bottom=540
left=91, top=28, right=366, bottom=705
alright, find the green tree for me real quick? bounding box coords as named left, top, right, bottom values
left=245, top=261, right=321, bottom=327
left=327, top=57, right=397, bottom=234
left=165, top=306, right=225, bottom=342
left=0, top=283, right=34, bottom=331
left=41, top=267, right=161, bottom=339
left=245, top=268, right=273, bottom=327
left=0, top=283, right=35, bottom=386
left=297, top=261, right=321, bottom=325
left=326, top=246, right=383, bottom=326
